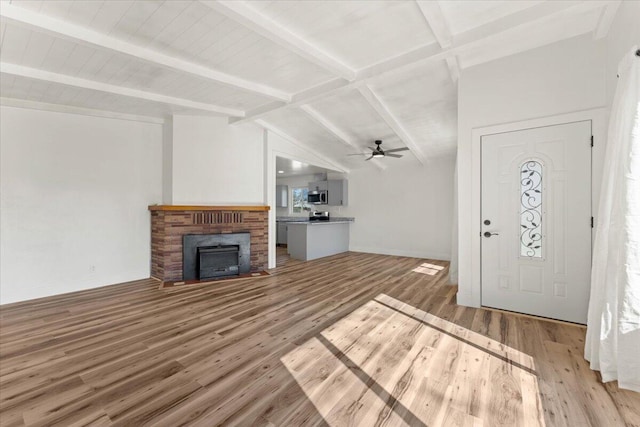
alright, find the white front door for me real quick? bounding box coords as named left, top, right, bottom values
left=481, top=121, right=592, bottom=324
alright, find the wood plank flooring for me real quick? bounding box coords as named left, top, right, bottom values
left=1, top=249, right=638, bottom=426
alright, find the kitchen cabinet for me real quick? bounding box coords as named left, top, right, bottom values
left=287, top=222, right=350, bottom=261
left=308, top=180, right=328, bottom=192
left=327, top=180, right=348, bottom=206
left=275, top=185, right=288, bottom=208
left=276, top=222, right=288, bottom=245
left=307, top=179, right=348, bottom=206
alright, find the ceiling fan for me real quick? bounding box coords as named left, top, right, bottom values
left=349, top=140, right=409, bottom=161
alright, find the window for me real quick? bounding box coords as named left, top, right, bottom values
left=292, top=187, right=311, bottom=213
left=520, top=160, right=543, bottom=258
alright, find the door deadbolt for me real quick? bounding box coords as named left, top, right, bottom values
left=484, top=219, right=491, bottom=225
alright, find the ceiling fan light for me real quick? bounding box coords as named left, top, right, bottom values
left=372, top=152, right=384, bottom=158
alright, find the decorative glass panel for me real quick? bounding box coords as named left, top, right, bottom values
left=520, top=161, right=543, bottom=258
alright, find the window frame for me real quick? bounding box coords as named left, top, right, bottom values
left=291, top=187, right=311, bottom=214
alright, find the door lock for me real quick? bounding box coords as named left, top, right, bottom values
left=484, top=219, right=491, bottom=225
left=483, top=231, right=499, bottom=238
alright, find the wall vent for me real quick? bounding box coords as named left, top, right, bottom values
left=192, top=212, right=244, bottom=225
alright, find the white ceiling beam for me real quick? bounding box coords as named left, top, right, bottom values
left=0, top=63, right=244, bottom=117
left=291, top=78, right=351, bottom=104
left=445, top=56, right=459, bottom=84
left=593, top=1, right=622, bottom=40
left=0, top=3, right=289, bottom=102
left=356, top=84, right=427, bottom=165
left=299, top=104, right=386, bottom=171
left=256, top=119, right=351, bottom=173
left=415, top=0, right=459, bottom=84
left=231, top=0, right=610, bottom=125
left=453, top=0, right=604, bottom=47
left=298, top=105, right=362, bottom=153
left=0, top=97, right=165, bottom=124
left=231, top=78, right=354, bottom=125
left=202, top=1, right=355, bottom=81
left=415, top=1, right=452, bottom=49
left=357, top=44, right=443, bottom=82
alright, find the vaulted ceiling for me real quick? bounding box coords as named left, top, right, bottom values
left=0, top=0, right=619, bottom=170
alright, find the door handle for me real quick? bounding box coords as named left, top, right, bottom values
left=483, top=232, right=499, bottom=238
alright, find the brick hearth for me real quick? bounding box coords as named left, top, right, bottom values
left=149, top=205, right=269, bottom=282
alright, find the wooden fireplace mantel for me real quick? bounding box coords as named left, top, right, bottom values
left=148, top=205, right=270, bottom=212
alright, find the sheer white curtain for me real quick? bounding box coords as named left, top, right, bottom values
left=585, top=47, right=640, bottom=392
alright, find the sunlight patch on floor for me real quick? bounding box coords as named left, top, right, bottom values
left=281, top=294, right=544, bottom=427
left=412, top=263, right=445, bottom=276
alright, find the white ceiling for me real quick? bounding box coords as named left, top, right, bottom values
left=0, top=0, right=618, bottom=171
left=275, top=156, right=333, bottom=178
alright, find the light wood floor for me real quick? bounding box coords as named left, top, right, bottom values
left=1, top=249, right=638, bottom=426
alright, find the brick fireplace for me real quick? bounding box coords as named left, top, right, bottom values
left=149, top=205, right=269, bottom=282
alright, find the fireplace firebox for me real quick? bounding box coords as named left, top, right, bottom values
left=198, top=245, right=239, bottom=279
left=183, top=233, right=250, bottom=280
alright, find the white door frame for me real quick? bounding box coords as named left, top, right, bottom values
left=458, top=107, right=606, bottom=308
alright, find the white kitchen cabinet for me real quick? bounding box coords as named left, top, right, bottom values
left=307, top=180, right=348, bottom=206
left=328, top=180, right=348, bottom=206
left=287, top=222, right=350, bottom=261
left=308, top=180, right=328, bottom=192
left=275, top=185, right=288, bottom=208
left=276, top=222, right=288, bottom=245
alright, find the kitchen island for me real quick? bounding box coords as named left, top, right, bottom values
left=286, top=220, right=352, bottom=261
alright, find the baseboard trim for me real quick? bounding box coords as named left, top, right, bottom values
left=349, top=246, right=450, bottom=261
left=456, top=291, right=477, bottom=307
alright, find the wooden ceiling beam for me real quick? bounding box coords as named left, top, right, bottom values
left=299, top=104, right=386, bottom=171
left=256, top=119, right=351, bottom=173
left=202, top=1, right=356, bottom=81
left=0, top=3, right=290, bottom=103
left=356, top=84, right=427, bottom=165
left=0, top=62, right=245, bottom=117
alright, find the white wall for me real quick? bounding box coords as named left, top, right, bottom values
left=605, top=1, right=640, bottom=105
left=268, top=133, right=455, bottom=264
left=162, top=116, right=173, bottom=204
left=0, top=106, right=162, bottom=304
left=340, top=157, right=455, bottom=261
left=456, top=34, right=607, bottom=306
left=171, top=115, right=265, bottom=205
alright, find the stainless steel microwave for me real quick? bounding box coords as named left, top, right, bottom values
left=308, top=190, right=328, bottom=204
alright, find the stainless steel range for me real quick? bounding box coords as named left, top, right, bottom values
left=309, top=211, right=330, bottom=222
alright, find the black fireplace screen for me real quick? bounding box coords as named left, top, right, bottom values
left=198, top=245, right=239, bottom=279
left=183, top=233, right=250, bottom=280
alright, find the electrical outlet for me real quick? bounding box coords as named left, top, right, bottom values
left=89, top=265, right=96, bottom=272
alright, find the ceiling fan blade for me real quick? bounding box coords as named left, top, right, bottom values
left=347, top=153, right=368, bottom=156
left=384, top=147, right=410, bottom=153
left=386, top=153, right=403, bottom=158
left=367, top=147, right=377, bottom=151
left=365, top=155, right=374, bottom=161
